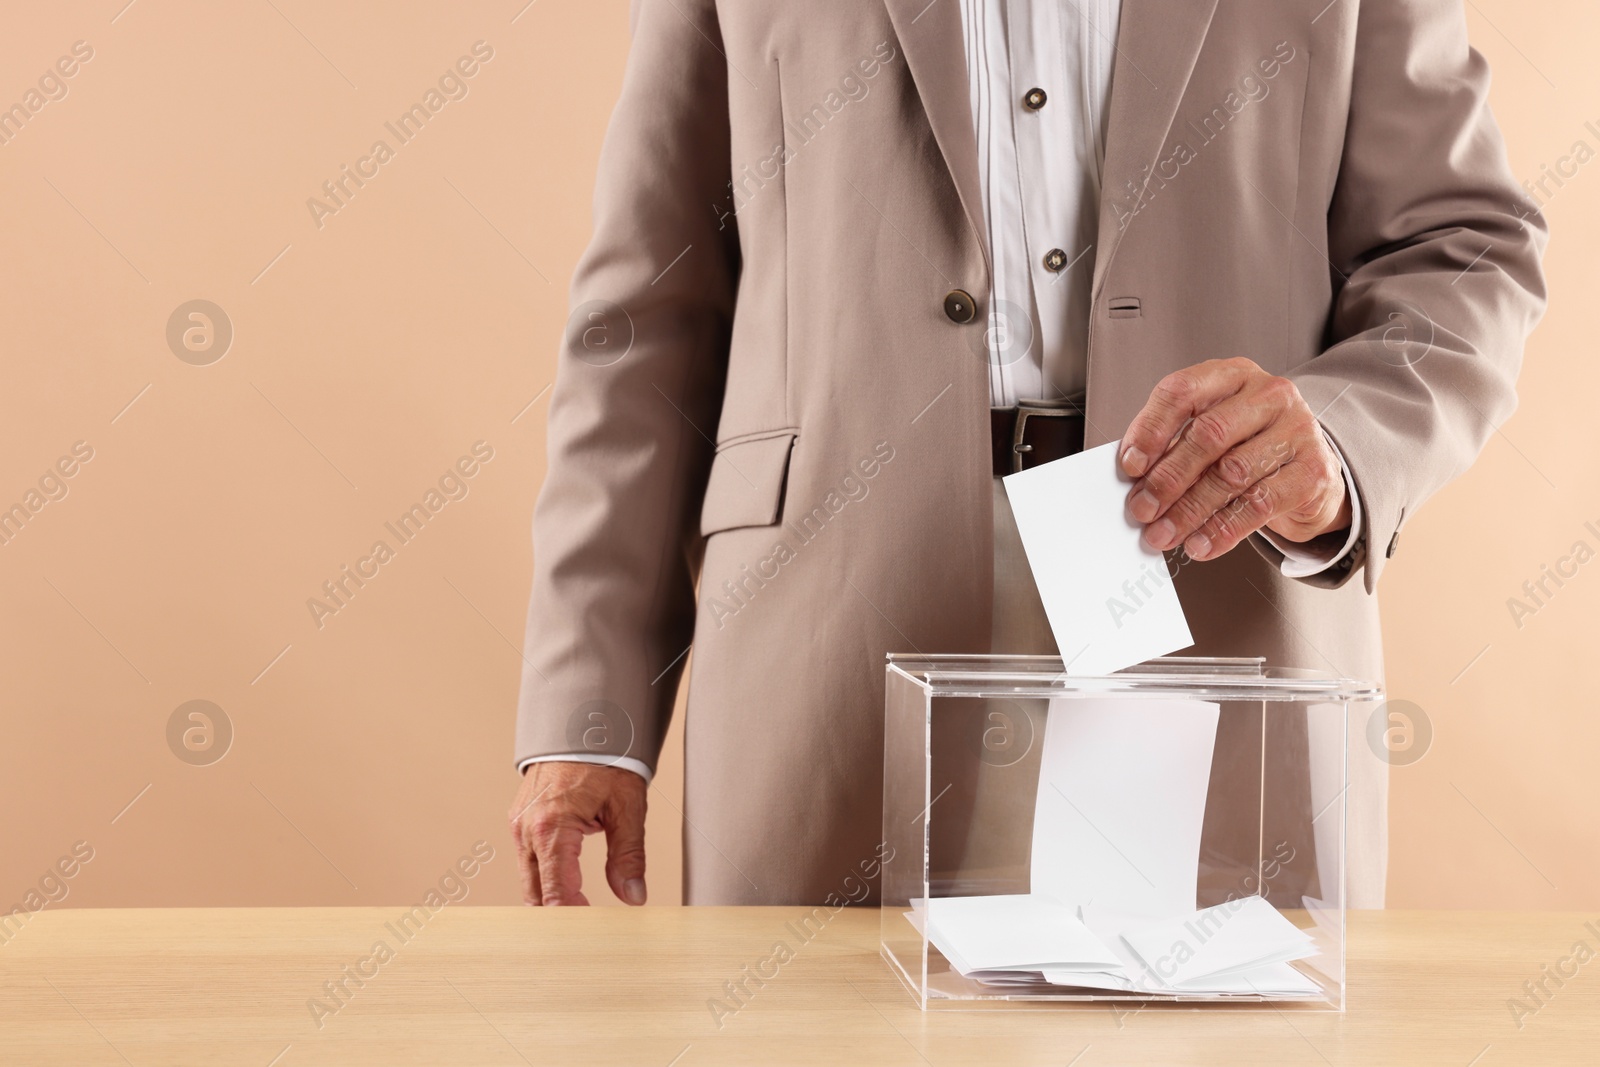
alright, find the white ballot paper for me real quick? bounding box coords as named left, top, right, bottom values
left=1048, top=898, right=1323, bottom=996
left=1118, top=895, right=1317, bottom=988
left=906, top=894, right=1122, bottom=977
left=1029, top=697, right=1220, bottom=917
left=1003, top=441, right=1193, bottom=675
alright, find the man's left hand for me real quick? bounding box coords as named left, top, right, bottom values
left=1119, top=357, right=1351, bottom=561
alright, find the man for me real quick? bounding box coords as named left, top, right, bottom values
left=509, top=0, right=1546, bottom=908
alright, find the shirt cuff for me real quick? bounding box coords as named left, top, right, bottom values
left=517, top=753, right=654, bottom=783
left=1256, top=431, right=1363, bottom=579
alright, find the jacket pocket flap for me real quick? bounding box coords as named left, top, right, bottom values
left=699, top=431, right=795, bottom=536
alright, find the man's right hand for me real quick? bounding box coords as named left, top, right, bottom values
left=508, top=761, right=648, bottom=906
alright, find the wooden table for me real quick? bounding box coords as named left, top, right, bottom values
left=1, top=908, right=1595, bottom=1065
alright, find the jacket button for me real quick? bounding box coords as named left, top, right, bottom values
left=943, top=289, right=977, bottom=323
left=1023, top=87, right=1047, bottom=111
left=1043, top=248, right=1068, bottom=272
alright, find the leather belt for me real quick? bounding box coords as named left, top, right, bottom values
left=991, top=398, right=1087, bottom=476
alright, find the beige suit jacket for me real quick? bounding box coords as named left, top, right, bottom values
left=517, top=0, right=1547, bottom=907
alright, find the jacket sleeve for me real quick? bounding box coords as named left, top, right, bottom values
left=1261, top=0, right=1548, bottom=592
left=515, top=0, right=737, bottom=771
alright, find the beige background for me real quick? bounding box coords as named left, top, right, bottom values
left=0, top=0, right=1592, bottom=913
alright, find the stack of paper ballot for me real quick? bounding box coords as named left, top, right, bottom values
left=908, top=893, right=1321, bottom=996
left=904, top=696, right=1324, bottom=998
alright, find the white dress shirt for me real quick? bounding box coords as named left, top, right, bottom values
left=964, top=0, right=1117, bottom=405
left=523, top=0, right=1359, bottom=781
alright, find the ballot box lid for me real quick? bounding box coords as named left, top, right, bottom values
left=885, top=654, right=1382, bottom=703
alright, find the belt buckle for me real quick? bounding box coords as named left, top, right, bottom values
left=1010, top=402, right=1079, bottom=474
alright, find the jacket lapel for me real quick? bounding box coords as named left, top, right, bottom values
left=1092, top=0, right=1222, bottom=299
left=884, top=0, right=991, bottom=274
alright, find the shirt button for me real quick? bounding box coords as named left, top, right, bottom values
left=943, top=289, right=977, bottom=323
left=1023, top=87, right=1047, bottom=111
left=1043, top=248, right=1069, bottom=272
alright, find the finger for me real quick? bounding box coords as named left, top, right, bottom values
left=510, top=773, right=554, bottom=906
left=1127, top=391, right=1284, bottom=525
left=1267, top=443, right=1351, bottom=541
left=511, top=816, right=542, bottom=906
left=602, top=784, right=649, bottom=906
left=1185, top=462, right=1315, bottom=561
left=1119, top=358, right=1256, bottom=478
left=531, top=815, right=591, bottom=906
left=1142, top=432, right=1296, bottom=551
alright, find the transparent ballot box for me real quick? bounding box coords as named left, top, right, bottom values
left=880, top=655, right=1381, bottom=1010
